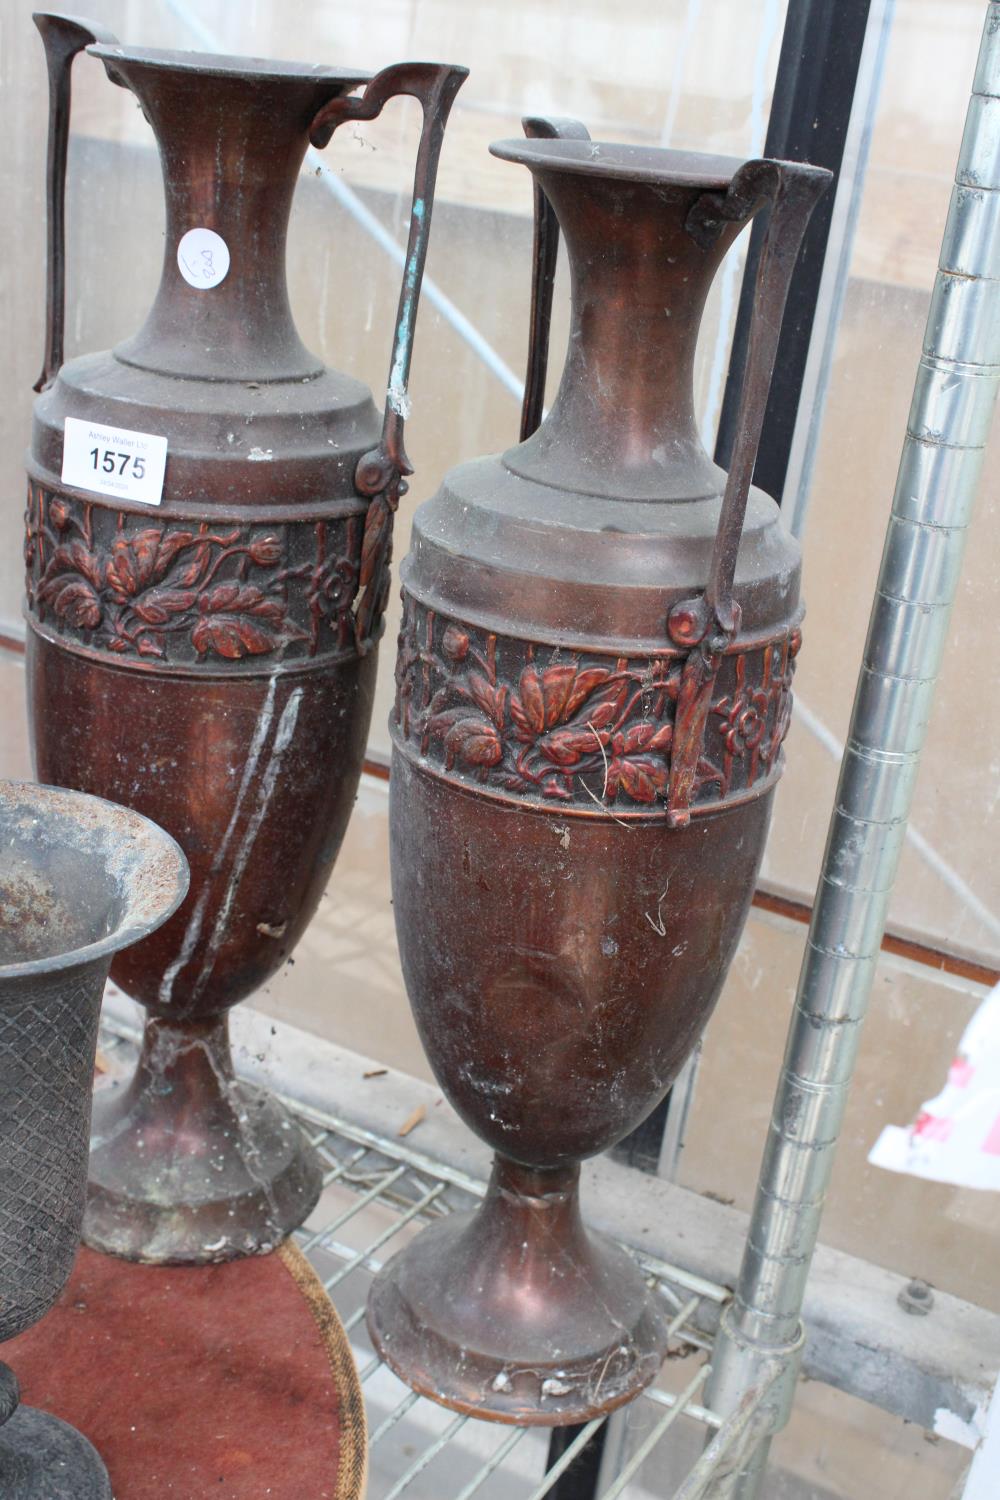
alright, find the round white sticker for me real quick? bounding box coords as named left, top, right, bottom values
left=176, top=227, right=230, bottom=290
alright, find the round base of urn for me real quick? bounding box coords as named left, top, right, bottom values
left=84, top=1018, right=322, bottom=1265
left=0, top=1404, right=112, bottom=1499
left=367, top=1158, right=669, bottom=1426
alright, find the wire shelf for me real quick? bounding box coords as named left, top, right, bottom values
left=97, top=1027, right=777, bottom=1498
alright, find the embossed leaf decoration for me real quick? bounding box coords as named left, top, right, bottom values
left=426, top=707, right=468, bottom=735
left=538, top=725, right=606, bottom=766
left=191, top=583, right=309, bottom=658
left=561, top=667, right=616, bottom=720
left=467, top=672, right=509, bottom=729
left=616, top=722, right=673, bottom=755
left=105, top=528, right=200, bottom=597
left=511, top=664, right=613, bottom=738
left=442, top=717, right=503, bottom=769
left=150, top=530, right=200, bottom=581
left=106, top=529, right=198, bottom=596
left=199, top=583, right=284, bottom=622
left=167, top=542, right=214, bottom=589
left=191, top=616, right=278, bottom=658
left=43, top=540, right=104, bottom=592
left=607, top=755, right=669, bottom=803
left=38, top=575, right=102, bottom=630
left=512, top=665, right=552, bottom=736
left=132, top=588, right=197, bottom=625
left=577, top=680, right=629, bottom=731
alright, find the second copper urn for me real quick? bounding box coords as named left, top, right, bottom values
left=368, top=121, right=830, bottom=1424
left=25, top=14, right=465, bottom=1263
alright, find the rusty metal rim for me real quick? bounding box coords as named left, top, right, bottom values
left=87, top=42, right=372, bottom=86
left=0, top=779, right=189, bottom=981
left=489, top=137, right=745, bottom=188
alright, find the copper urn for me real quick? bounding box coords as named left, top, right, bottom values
left=368, top=121, right=830, bottom=1424
left=24, top=13, right=465, bottom=1262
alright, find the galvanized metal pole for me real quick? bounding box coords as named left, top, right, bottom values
left=701, top=7, right=1000, bottom=1495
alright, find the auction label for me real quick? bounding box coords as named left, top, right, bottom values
left=177, top=227, right=230, bottom=289
left=61, top=417, right=168, bottom=506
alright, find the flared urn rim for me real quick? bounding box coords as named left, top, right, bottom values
left=0, top=781, right=189, bottom=983
left=490, top=136, right=746, bottom=187
left=87, top=41, right=372, bottom=89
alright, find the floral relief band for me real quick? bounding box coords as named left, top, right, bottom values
left=24, top=484, right=367, bottom=668
left=393, top=592, right=801, bottom=816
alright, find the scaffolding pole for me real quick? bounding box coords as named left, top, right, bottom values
left=701, top=5, right=1000, bottom=1495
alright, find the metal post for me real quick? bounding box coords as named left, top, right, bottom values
left=781, top=0, right=896, bottom=539
left=714, top=0, right=873, bottom=502
left=701, top=7, right=1000, bottom=1495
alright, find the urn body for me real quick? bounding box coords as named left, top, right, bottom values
left=369, top=132, right=828, bottom=1423
left=25, top=16, right=465, bottom=1261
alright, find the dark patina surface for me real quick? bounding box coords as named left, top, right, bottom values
left=368, top=121, right=830, bottom=1424
left=26, top=13, right=465, bottom=1262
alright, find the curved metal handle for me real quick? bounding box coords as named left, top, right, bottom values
left=665, top=157, right=832, bottom=826
left=518, top=115, right=591, bottom=442
left=309, top=62, right=467, bottom=651
left=668, top=159, right=832, bottom=650
left=32, top=12, right=119, bottom=393
left=310, top=62, right=468, bottom=494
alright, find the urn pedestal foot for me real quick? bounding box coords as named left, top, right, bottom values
left=0, top=1368, right=111, bottom=1500
left=84, top=1016, right=321, bottom=1265
left=367, top=1157, right=669, bottom=1426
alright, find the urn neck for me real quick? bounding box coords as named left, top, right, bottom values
left=97, top=50, right=369, bottom=382
left=506, top=161, right=745, bottom=501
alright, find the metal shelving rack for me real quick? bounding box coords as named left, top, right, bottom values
left=291, top=1106, right=773, bottom=1500
left=95, top=1024, right=784, bottom=1499
left=97, top=993, right=1000, bottom=1497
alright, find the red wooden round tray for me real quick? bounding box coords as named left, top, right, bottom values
left=4, top=1242, right=367, bottom=1499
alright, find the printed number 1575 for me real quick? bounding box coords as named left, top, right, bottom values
left=89, top=447, right=146, bottom=480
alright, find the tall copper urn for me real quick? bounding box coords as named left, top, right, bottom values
left=24, top=13, right=466, bottom=1263
left=368, top=121, right=830, bottom=1424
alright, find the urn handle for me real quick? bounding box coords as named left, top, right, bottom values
left=309, top=62, right=468, bottom=651
left=664, top=157, right=832, bottom=826
left=32, top=12, right=120, bottom=394
left=518, top=116, right=592, bottom=441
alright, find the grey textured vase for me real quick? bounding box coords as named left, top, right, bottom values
left=0, top=781, right=188, bottom=1498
